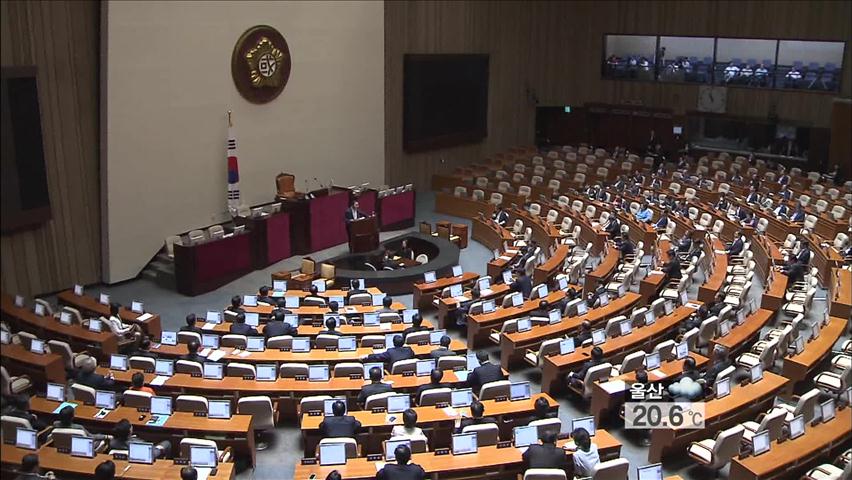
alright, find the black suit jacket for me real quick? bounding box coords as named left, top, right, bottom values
left=728, top=238, right=744, bottom=256
left=510, top=276, right=533, bottom=299
left=429, top=347, right=455, bottom=360
left=229, top=323, right=259, bottom=336
left=358, top=382, right=393, bottom=405
left=791, top=210, right=805, bottom=222
left=663, top=258, right=682, bottom=280
left=522, top=443, right=569, bottom=471
left=180, top=353, right=206, bottom=364
left=797, top=248, right=811, bottom=265
left=263, top=321, right=297, bottom=339
left=402, top=326, right=429, bottom=339
left=493, top=210, right=509, bottom=226
left=468, top=362, right=505, bottom=396
left=704, top=359, right=732, bottom=386
left=319, top=415, right=362, bottom=438
left=365, top=346, right=415, bottom=366
left=376, top=463, right=426, bottom=480
left=345, top=208, right=367, bottom=222
left=179, top=325, right=203, bottom=335
left=76, top=371, right=115, bottom=390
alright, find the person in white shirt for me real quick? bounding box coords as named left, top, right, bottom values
left=567, top=427, right=599, bottom=477
left=724, top=63, right=740, bottom=83
left=105, top=303, right=142, bottom=342
left=391, top=409, right=425, bottom=438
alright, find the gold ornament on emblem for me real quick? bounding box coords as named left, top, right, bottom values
left=245, top=37, right=285, bottom=88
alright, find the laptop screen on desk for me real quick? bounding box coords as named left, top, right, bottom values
left=207, top=399, right=231, bottom=419
left=190, top=445, right=219, bottom=468
left=645, top=352, right=661, bottom=371
left=451, top=388, right=473, bottom=408
left=203, top=362, right=224, bottom=380
left=205, top=311, right=222, bottom=324
left=387, top=394, right=411, bottom=413
left=131, top=301, right=144, bottom=314
left=201, top=334, right=220, bottom=349
left=245, top=313, right=260, bottom=327
left=273, top=280, right=287, bottom=292
left=95, top=390, right=115, bottom=409
left=416, top=359, right=436, bottom=376
left=309, top=364, right=330, bottom=382
left=424, top=271, right=437, bottom=283
left=637, top=463, right=663, bottom=480
left=285, top=296, right=300, bottom=308
left=160, top=331, right=177, bottom=346
left=243, top=295, right=258, bottom=307
left=246, top=336, right=265, bottom=352
left=151, top=396, right=172, bottom=415
left=15, top=428, right=37, bottom=450
left=752, top=430, right=770, bottom=456
left=510, top=382, right=531, bottom=401
left=155, top=359, right=174, bottom=377
left=571, top=416, right=595, bottom=436
left=256, top=364, right=277, bottom=381
left=451, top=433, right=478, bottom=455
left=789, top=414, right=805, bottom=439
left=513, top=425, right=538, bottom=448
left=46, top=382, right=65, bottom=402
left=70, top=436, right=94, bottom=458
left=319, top=443, right=347, bottom=466
left=110, top=354, right=128, bottom=371
left=291, top=337, right=311, bottom=352
left=385, top=438, right=411, bottom=461
left=337, top=336, right=356, bottom=352
left=128, top=441, right=154, bottom=464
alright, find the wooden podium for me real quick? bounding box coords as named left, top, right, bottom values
left=349, top=216, right=379, bottom=253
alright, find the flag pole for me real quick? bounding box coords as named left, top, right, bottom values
left=228, top=110, right=233, bottom=127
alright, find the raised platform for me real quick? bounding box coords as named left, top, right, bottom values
left=326, top=233, right=460, bottom=295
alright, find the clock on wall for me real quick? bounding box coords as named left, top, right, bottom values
left=697, top=85, right=727, bottom=113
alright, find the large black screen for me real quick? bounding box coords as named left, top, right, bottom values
left=403, top=54, right=489, bottom=152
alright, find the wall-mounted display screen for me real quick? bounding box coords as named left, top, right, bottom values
left=602, top=34, right=845, bottom=93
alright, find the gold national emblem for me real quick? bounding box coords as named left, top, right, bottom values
left=245, top=37, right=285, bottom=87
left=232, top=25, right=291, bottom=104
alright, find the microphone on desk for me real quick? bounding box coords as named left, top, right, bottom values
left=118, top=464, right=132, bottom=478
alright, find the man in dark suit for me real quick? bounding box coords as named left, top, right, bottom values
left=715, top=194, right=730, bottom=212
left=529, top=300, right=550, bottom=319
left=344, top=200, right=366, bottom=223
left=467, top=351, right=505, bottom=397
left=318, top=400, right=361, bottom=438
left=130, top=338, right=157, bottom=359
left=568, top=347, right=604, bottom=388
left=363, top=335, right=414, bottom=367
left=402, top=314, right=428, bottom=340
left=745, top=186, right=760, bottom=204
left=510, top=269, right=533, bottom=300
left=796, top=240, right=812, bottom=265
left=415, top=369, right=444, bottom=405
left=377, top=296, right=396, bottom=314
left=783, top=261, right=806, bottom=291
left=317, top=317, right=341, bottom=337
left=271, top=298, right=293, bottom=315
left=180, top=341, right=206, bottom=364
left=604, top=215, right=621, bottom=237
left=522, top=431, right=569, bottom=472
left=76, top=357, right=115, bottom=390
left=397, top=239, right=414, bottom=260
left=357, top=366, right=392, bottom=406
left=376, top=444, right=425, bottom=480
left=229, top=313, right=259, bottom=336
left=256, top=286, right=274, bottom=306
left=3, top=395, right=46, bottom=430
left=677, top=235, right=693, bottom=254
left=618, top=236, right=636, bottom=259
left=264, top=311, right=298, bottom=339
left=492, top=207, right=509, bottom=227
left=226, top=296, right=245, bottom=315
left=663, top=248, right=682, bottom=281
left=429, top=336, right=454, bottom=360
left=778, top=185, right=792, bottom=201
left=773, top=202, right=789, bottom=219
left=654, top=210, right=670, bottom=230
left=179, top=313, right=202, bottom=335
left=303, top=285, right=326, bottom=306
left=790, top=204, right=806, bottom=223
left=575, top=321, right=593, bottom=345
left=727, top=231, right=745, bottom=257
left=456, top=400, right=497, bottom=433
left=703, top=347, right=732, bottom=387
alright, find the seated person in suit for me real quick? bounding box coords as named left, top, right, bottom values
left=54, top=404, right=95, bottom=434
left=272, top=298, right=293, bottom=315
left=415, top=369, right=445, bottom=405
left=318, top=316, right=341, bottom=337
left=714, top=194, right=729, bottom=212
left=663, top=248, right=682, bottom=281
left=76, top=357, right=115, bottom=391
left=531, top=396, right=557, bottom=420
left=397, top=239, right=414, bottom=260
left=344, top=200, right=367, bottom=223
left=726, top=231, right=746, bottom=256
left=229, top=312, right=258, bottom=336
left=677, top=235, right=693, bottom=254
left=703, top=347, right=732, bottom=387
left=492, top=206, right=509, bottom=227
left=15, top=453, right=54, bottom=480
left=617, top=236, right=636, bottom=259
left=130, top=337, right=157, bottom=359
left=741, top=211, right=758, bottom=229
left=745, top=186, right=760, bottom=204
left=180, top=340, right=206, bottom=364
left=391, top=409, right=424, bottom=438
left=510, top=269, right=533, bottom=300
left=566, top=427, right=600, bottom=477
left=257, top=286, right=274, bottom=306
left=567, top=347, right=604, bottom=388
left=778, top=184, right=792, bottom=201
left=575, top=321, right=593, bottom=346
left=782, top=261, right=806, bottom=291
left=429, top=335, right=454, bottom=359
left=346, top=279, right=368, bottom=302
left=522, top=431, right=568, bottom=472
left=402, top=314, right=428, bottom=340
left=376, top=444, right=425, bottom=480
left=264, top=311, right=298, bottom=338
left=529, top=300, right=550, bottom=319
left=129, top=372, right=155, bottom=395
left=585, top=282, right=607, bottom=309
left=226, top=295, right=245, bottom=315
left=377, top=296, right=396, bottom=314
left=358, top=366, right=393, bottom=406
left=362, top=335, right=414, bottom=367
left=180, top=467, right=198, bottom=480
left=604, top=215, right=621, bottom=237
left=455, top=400, right=497, bottom=433
left=104, top=303, right=143, bottom=341
left=654, top=209, right=670, bottom=230
left=180, top=313, right=202, bottom=335
left=452, top=286, right=481, bottom=327
left=467, top=351, right=506, bottom=397
left=795, top=239, right=812, bottom=265
left=790, top=203, right=806, bottom=223
left=303, top=285, right=326, bottom=306
left=94, top=461, right=115, bottom=480
left=319, top=400, right=362, bottom=439
left=109, top=419, right=170, bottom=458
left=708, top=292, right=726, bottom=317
left=5, top=395, right=47, bottom=430
left=773, top=201, right=790, bottom=219
left=380, top=248, right=398, bottom=270
left=679, top=356, right=701, bottom=382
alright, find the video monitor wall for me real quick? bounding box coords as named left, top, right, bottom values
left=602, top=34, right=845, bottom=92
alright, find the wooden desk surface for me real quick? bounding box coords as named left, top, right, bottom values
left=710, top=309, right=774, bottom=356
left=534, top=245, right=570, bottom=285
left=56, top=290, right=162, bottom=337
left=243, top=301, right=408, bottom=316
left=471, top=215, right=515, bottom=253
left=0, top=343, right=66, bottom=383
left=468, top=290, right=567, bottom=347
left=151, top=339, right=467, bottom=364
left=500, top=292, right=642, bottom=370
left=541, top=304, right=697, bottom=394
left=293, top=429, right=621, bottom=480
left=300, top=394, right=557, bottom=431
left=191, top=318, right=435, bottom=337
left=0, top=446, right=235, bottom=480
left=729, top=407, right=852, bottom=480
left=1, top=294, right=118, bottom=356
left=265, top=287, right=383, bottom=298
left=829, top=268, right=852, bottom=318
left=413, top=272, right=479, bottom=293
left=698, top=237, right=728, bottom=303
left=782, top=316, right=847, bottom=385
left=586, top=245, right=619, bottom=295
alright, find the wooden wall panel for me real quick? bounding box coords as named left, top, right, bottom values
left=0, top=1, right=100, bottom=296
left=386, top=0, right=852, bottom=189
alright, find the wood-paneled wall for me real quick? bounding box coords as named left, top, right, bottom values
left=0, top=1, right=101, bottom=296
left=385, top=0, right=852, bottom=189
